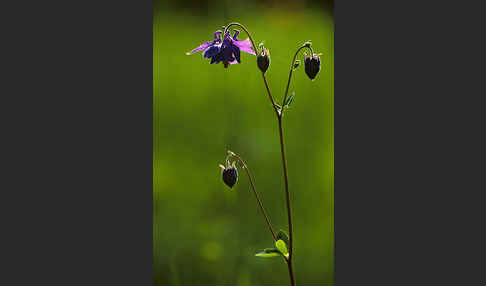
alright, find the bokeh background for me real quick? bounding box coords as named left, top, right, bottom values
left=154, top=0, right=333, bottom=285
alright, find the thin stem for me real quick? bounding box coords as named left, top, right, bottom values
left=277, top=117, right=292, bottom=252
left=279, top=115, right=296, bottom=286
left=262, top=74, right=280, bottom=117
left=287, top=259, right=296, bottom=286
left=229, top=152, right=277, bottom=241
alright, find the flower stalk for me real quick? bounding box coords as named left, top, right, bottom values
left=227, top=151, right=277, bottom=241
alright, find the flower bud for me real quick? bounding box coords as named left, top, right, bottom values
left=304, top=52, right=322, bottom=80
left=257, top=44, right=270, bottom=73
left=220, top=161, right=238, bottom=188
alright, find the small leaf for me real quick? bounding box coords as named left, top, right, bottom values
left=277, top=230, right=289, bottom=246
left=283, top=92, right=294, bottom=108
left=293, top=60, right=300, bottom=70
left=275, top=240, right=289, bottom=258
left=255, top=248, right=281, bottom=258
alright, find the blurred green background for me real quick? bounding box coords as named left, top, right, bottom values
left=154, top=0, right=333, bottom=285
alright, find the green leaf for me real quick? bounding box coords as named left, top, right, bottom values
left=283, top=92, right=294, bottom=108
left=293, top=60, right=300, bottom=70
left=275, top=240, right=289, bottom=258
left=277, top=230, right=289, bottom=246
left=255, top=248, right=281, bottom=258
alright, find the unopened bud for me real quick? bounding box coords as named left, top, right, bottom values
left=220, top=161, right=238, bottom=188
left=257, top=44, right=270, bottom=73
left=304, top=52, right=322, bottom=80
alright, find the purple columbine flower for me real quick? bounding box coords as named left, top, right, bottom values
left=186, top=29, right=255, bottom=68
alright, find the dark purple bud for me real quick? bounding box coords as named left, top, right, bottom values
left=257, top=44, right=270, bottom=73
left=304, top=52, right=322, bottom=80
left=222, top=166, right=238, bottom=188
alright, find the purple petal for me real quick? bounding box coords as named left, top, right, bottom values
left=232, top=45, right=241, bottom=63
left=186, top=41, right=212, bottom=55
left=214, top=30, right=222, bottom=41
left=221, top=37, right=235, bottom=63
left=203, top=45, right=221, bottom=58
left=233, top=39, right=255, bottom=55
left=232, top=29, right=240, bottom=40
left=210, top=52, right=223, bottom=64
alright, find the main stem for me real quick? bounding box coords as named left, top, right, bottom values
left=278, top=115, right=295, bottom=286
left=230, top=152, right=277, bottom=241
left=287, top=258, right=296, bottom=286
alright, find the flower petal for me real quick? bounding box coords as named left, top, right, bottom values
left=214, top=30, right=222, bottom=41
left=210, top=53, right=223, bottom=64
left=186, top=41, right=212, bottom=55
left=233, top=38, right=255, bottom=55
left=232, top=45, right=241, bottom=63
left=203, top=45, right=220, bottom=58
left=232, top=29, right=240, bottom=40
left=221, top=39, right=235, bottom=63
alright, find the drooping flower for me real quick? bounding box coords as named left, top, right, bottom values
left=187, top=29, right=255, bottom=68
left=304, top=52, right=322, bottom=80
left=219, top=160, right=238, bottom=188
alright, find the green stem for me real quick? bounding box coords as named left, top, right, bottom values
left=229, top=152, right=277, bottom=241
left=287, top=259, right=296, bottom=286
left=278, top=115, right=296, bottom=286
